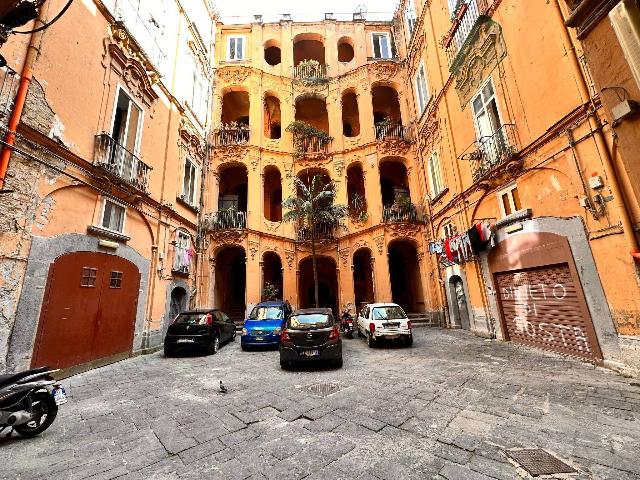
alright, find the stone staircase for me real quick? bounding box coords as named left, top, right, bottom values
left=227, top=304, right=246, bottom=327
left=407, top=312, right=442, bottom=328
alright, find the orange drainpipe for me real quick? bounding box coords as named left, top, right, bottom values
left=0, top=7, right=46, bottom=190
left=552, top=0, right=640, bottom=262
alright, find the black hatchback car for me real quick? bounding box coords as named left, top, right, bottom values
left=279, top=308, right=342, bottom=369
left=164, top=309, right=236, bottom=356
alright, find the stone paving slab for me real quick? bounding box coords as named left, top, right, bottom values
left=2, top=328, right=640, bottom=479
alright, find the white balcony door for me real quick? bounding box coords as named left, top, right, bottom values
left=471, top=79, right=503, bottom=164
left=111, top=88, right=143, bottom=181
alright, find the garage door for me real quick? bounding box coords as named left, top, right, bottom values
left=495, top=263, right=602, bottom=361
left=31, top=252, right=141, bottom=370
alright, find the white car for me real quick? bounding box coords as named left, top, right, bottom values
left=356, top=303, right=413, bottom=348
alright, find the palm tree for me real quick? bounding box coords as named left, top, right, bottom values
left=282, top=174, right=347, bottom=308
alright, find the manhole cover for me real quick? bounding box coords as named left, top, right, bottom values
left=506, top=449, right=577, bottom=476
left=303, top=382, right=341, bottom=397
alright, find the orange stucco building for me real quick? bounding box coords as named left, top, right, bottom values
left=0, top=0, right=639, bottom=374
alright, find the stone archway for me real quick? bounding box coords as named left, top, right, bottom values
left=214, top=245, right=246, bottom=323
left=353, top=248, right=375, bottom=312
left=298, top=256, right=338, bottom=314
left=448, top=275, right=471, bottom=330
left=387, top=240, right=424, bottom=313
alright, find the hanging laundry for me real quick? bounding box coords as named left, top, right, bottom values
left=448, top=233, right=473, bottom=264
left=429, top=240, right=443, bottom=255
left=444, top=237, right=454, bottom=262
left=468, top=222, right=492, bottom=254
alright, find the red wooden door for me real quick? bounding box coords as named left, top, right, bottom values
left=32, top=252, right=141, bottom=369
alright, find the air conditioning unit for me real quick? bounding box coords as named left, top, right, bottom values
left=610, top=0, right=640, bottom=90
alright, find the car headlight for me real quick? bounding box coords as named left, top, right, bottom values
left=241, top=328, right=248, bottom=335
left=273, top=328, right=281, bottom=335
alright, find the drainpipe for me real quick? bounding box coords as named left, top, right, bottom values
left=553, top=0, right=640, bottom=262
left=0, top=7, right=47, bottom=190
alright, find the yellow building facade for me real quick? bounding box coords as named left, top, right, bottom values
left=202, top=17, right=436, bottom=324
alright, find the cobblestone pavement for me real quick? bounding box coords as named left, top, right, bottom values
left=3, top=328, right=640, bottom=480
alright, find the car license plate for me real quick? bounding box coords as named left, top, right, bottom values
left=302, top=350, right=319, bottom=357
left=52, top=387, right=67, bottom=406
left=254, top=336, right=264, bottom=341
left=177, top=338, right=194, bottom=343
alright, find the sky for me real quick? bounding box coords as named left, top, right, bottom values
left=215, top=0, right=396, bottom=24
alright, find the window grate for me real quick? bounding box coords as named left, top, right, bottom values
left=109, top=271, right=123, bottom=289
left=81, top=267, right=97, bottom=287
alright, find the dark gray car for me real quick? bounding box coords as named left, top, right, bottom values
left=279, top=308, right=343, bottom=369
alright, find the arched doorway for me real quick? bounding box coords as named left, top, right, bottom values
left=262, top=252, right=283, bottom=300
left=263, top=166, right=282, bottom=222
left=388, top=240, right=424, bottom=313
left=353, top=248, right=374, bottom=312
left=32, top=251, right=141, bottom=369
left=169, top=286, right=187, bottom=320
left=298, top=256, right=338, bottom=313
left=214, top=246, right=246, bottom=324
left=449, top=275, right=470, bottom=330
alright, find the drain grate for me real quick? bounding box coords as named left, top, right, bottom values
left=303, top=382, right=341, bottom=397
left=506, top=449, right=577, bottom=477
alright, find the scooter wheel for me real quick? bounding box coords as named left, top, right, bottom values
left=14, top=391, right=58, bottom=437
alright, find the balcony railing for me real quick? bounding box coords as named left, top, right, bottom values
left=208, top=209, right=247, bottom=230
left=213, top=126, right=250, bottom=146
left=0, top=65, right=19, bottom=124
left=382, top=203, right=427, bottom=224
left=296, top=223, right=335, bottom=243
left=292, top=63, right=327, bottom=81
left=293, top=133, right=331, bottom=155
left=94, top=133, right=152, bottom=192
left=461, top=123, right=519, bottom=183
left=443, top=0, right=487, bottom=67
left=375, top=123, right=412, bottom=142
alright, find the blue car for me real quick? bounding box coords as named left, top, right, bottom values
left=241, top=301, right=291, bottom=350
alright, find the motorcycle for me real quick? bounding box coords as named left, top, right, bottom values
left=340, top=307, right=354, bottom=339
left=0, top=366, right=67, bottom=438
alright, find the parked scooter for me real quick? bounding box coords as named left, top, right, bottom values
left=0, top=366, right=66, bottom=437
left=340, top=304, right=355, bottom=339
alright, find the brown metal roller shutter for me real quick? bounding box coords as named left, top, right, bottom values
left=495, top=263, right=602, bottom=361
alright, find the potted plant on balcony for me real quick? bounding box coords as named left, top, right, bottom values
left=375, top=117, right=394, bottom=139
left=285, top=121, right=333, bottom=158
left=349, top=192, right=369, bottom=222
left=282, top=174, right=347, bottom=307
left=389, top=192, right=417, bottom=222
left=296, top=59, right=327, bottom=85
left=262, top=283, right=280, bottom=301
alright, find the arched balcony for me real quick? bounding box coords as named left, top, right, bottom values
left=379, top=159, right=424, bottom=223
left=264, top=93, right=282, bottom=140
left=290, top=96, right=331, bottom=155
left=263, top=166, right=283, bottom=222
left=215, top=88, right=250, bottom=146
left=293, top=33, right=327, bottom=81
left=372, top=84, right=410, bottom=142
left=211, top=164, right=248, bottom=230
left=264, top=39, right=282, bottom=66
left=342, top=89, right=360, bottom=138
left=347, top=163, right=367, bottom=222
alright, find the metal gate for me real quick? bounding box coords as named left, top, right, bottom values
left=32, top=251, right=141, bottom=369
left=495, top=263, right=602, bottom=361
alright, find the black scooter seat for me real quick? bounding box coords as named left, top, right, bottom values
left=0, top=366, right=50, bottom=388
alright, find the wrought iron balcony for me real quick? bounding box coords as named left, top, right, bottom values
left=293, top=133, right=331, bottom=155
left=208, top=209, right=247, bottom=230
left=460, top=123, right=519, bottom=183
left=296, top=223, right=335, bottom=243
left=292, top=63, right=327, bottom=81
left=94, top=133, right=152, bottom=193
left=213, top=125, right=250, bottom=146
left=382, top=203, right=427, bottom=224
left=442, top=0, right=489, bottom=67
left=375, top=123, right=412, bottom=142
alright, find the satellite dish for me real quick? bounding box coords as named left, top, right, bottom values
left=355, top=4, right=367, bottom=16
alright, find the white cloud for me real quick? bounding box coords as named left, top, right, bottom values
left=215, top=0, right=395, bottom=23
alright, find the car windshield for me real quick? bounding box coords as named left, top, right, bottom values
left=372, top=306, right=407, bottom=320
left=248, top=306, right=283, bottom=320
left=289, top=314, right=332, bottom=330
left=174, top=313, right=210, bottom=325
